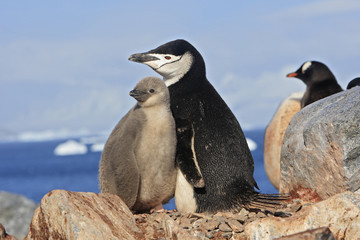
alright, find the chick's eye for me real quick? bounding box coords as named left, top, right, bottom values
left=149, top=89, right=155, bottom=93
left=165, top=56, right=171, bottom=60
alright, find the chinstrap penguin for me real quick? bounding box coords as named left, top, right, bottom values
left=129, top=39, right=285, bottom=213
left=99, top=76, right=177, bottom=212
left=286, top=61, right=343, bottom=108
left=347, top=77, right=360, bottom=89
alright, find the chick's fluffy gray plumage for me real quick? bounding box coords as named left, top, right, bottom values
left=99, top=77, right=177, bottom=212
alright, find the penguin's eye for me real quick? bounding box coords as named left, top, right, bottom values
left=165, top=56, right=171, bottom=60
left=149, top=89, right=155, bottom=93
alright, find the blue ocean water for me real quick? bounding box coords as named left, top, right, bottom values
left=0, top=129, right=277, bottom=210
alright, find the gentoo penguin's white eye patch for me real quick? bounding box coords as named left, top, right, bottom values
left=302, top=61, right=312, bottom=73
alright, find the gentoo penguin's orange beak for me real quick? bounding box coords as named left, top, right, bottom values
left=286, top=72, right=298, bottom=78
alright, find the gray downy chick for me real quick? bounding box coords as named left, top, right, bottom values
left=99, top=76, right=177, bottom=212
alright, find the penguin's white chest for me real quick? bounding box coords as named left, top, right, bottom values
left=175, top=169, right=197, bottom=213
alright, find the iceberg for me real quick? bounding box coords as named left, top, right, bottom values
left=246, top=138, right=257, bottom=151
left=54, top=140, right=88, bottom=156
left=90, top=143, right=105, bottom=152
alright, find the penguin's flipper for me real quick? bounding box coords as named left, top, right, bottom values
left=114, top=146, right=140, bottom=209
left=175, top=118, right=205, bottom=188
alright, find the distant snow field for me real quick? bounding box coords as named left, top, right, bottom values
left=4, top=129, right=257, bottom=156
left=52, top=137, right=257, bottom=156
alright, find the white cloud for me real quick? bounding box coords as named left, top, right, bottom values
left=216, top=66, right=304, bottom=129
left=4, top=85, right=136, bottom=133
left=0, top=38, right=127, bottom=85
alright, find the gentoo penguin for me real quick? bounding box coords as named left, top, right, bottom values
left=286, top=61, right=343, bottom=108
left=99, top=76, right=177, bottom=212
left=129, top=39, right=283, bottom=213
left=347, top=77, right=360, bottom=89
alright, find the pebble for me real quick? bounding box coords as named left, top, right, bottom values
left=180, top=217, right=193, bottom=229
left=238, top=208, right=249, bottom=217
left=233, top=214, right=248, bottom=223
left=205, top=232, right=214, bottom=239
left=202, top=219, right=220, bottom=230
left=133, top=199, right=303, bottom=240
left=257, top=211, right=267, bottom=218
left=221, top=232, right=233, bottom=239
left=218, top=223, right=232, bottom=232
left=222, top=211, right=236, bottom=219
left=214, top=215, right=226, bottom=224
left=248, top=212, right=257, bottom=218
left=192, top=218, right=205, bottom=228
left=227, top=219, right=244, bottom=233
left=193, top=230, right=207, bottom=239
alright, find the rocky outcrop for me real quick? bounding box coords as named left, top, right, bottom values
left=24, top=190, right=302, bottom=240
left=280, top=87, right=360, bottom=200
left=23, top=189, right=360, bottom=239
left=0, top=224, right=18, bottom=240
left=274, top=227, right=335, bottom=240
left=0, top=191, right=38, bottom=240
left=25, top=190, right=143, bottom=240
left=245, top=191, right=360, bottom=240
left=264, top=92, right=303, bottom=189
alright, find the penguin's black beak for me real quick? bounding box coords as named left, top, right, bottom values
left=128, top=53, right=159, bottom=63
left=129, top=89, right=148, bottom=102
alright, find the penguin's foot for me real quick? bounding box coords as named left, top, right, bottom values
left=150, top=203, right=165, bottom=213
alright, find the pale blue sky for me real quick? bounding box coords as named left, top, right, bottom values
left=1, top=0, right=360, bottom=139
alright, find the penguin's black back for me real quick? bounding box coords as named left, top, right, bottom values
left=302, top=79, right=343, bottom=107
left=168, top=63, right=258, bottom=212
left=347, top=77, right=360, bottom=89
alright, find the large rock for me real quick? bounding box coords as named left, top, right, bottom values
left=245, top=191, right=360, bottom=240
left=264, top=92, right=303, bottom=189
left=280, top=87, right=360, bottom=200
left=274, top=227, right=335, bottom=240
left=24, top=190, right=143, bottom=240
left=0, top=191, right=38, bottom=240
left=0, top=224, right=18, bottom=240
